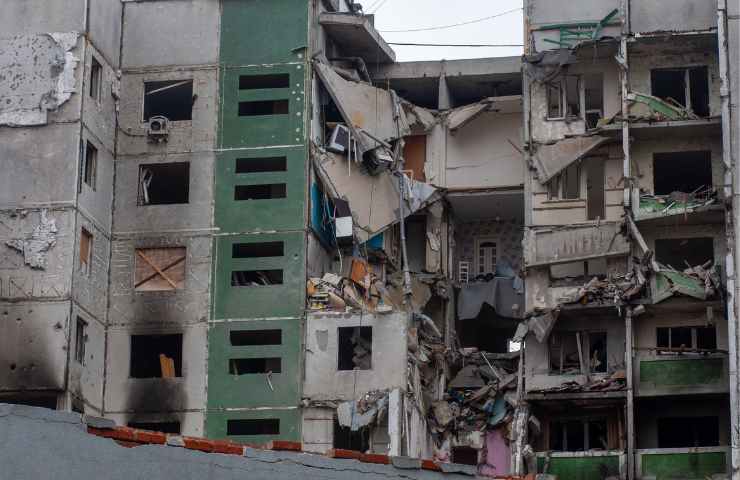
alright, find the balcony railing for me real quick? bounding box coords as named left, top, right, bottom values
left=536, top=451, right=625, bottom=480
left=635, top=352, right=728, bottom=396
left=636, top=447, right=729, bottom=480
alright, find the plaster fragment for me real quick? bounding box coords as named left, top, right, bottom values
left=5, top=209, right=58, bottom=269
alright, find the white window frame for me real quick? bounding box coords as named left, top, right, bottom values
left=546, top=75, right=584, bottom=121
left=474, top=237, right=498, bottom=276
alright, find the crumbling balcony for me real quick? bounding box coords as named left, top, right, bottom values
left=635, top=447, right=729, bottom=480
left=535, top=451, right=627, bottom=479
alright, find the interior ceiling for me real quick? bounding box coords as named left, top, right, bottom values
left=446, top=74, right=522, bottom=106
left=447, top=191, right=524, bottom=222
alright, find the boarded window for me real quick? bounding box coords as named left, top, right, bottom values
left=238, top=100, right=289, bottom=116
left=84, top=141, right=97, bottom=190
left=130, top=334, right=182, bottom=378
left=229, top=358, right=282, bottom=374
left=239, top=74, right=290, bottom=90
left=74, top=317, right=87, bottom=365
left=230, top=330, right=282, bottom=346
left=657, top=417, right=719, bottom=448
left=231, top=270, right=283, bottom=286
left=138, top=163, right=190, bottom=205
left=231, top=242, right=284, bottom=258
left=134, top=247, right=186, bottom=291
left=128, top=421, right=181, bottom=434
left=227, top=419, right=280, bottom=436
left=653, top=151, right=712, bottom=195
left=654, top=237, right=713, bottom=271
left=234, top=184, right=287, bottom=200
left=80, top=228, right=93, bottom=272
left=144, top=80, right=193, bottom=121
left=235, top=157, right=287, bottom=173
left=338, top=326, right=372, bottom=371
left=89, top=56, right=102, bottom=100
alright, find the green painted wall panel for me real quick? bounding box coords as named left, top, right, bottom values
left=208, top=319, right=301, bottom=409
left=205, top=409, right=301, bottom=444
left=213, top=232, right=305, bottom=320
left=641, top=452, right=726, bottom=480
left=220, top=0, right=308, bottom=66
left=640, top=358, right=724, bottom=386
left=215, top=147, right=306, bottom=233
left=537, top=456, right=621, bottom=480
left=219, top=65, right=306, bottom=149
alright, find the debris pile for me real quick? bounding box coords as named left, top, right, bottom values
left=337, top=389, right=389, bottom=432
left=528, top=370, right=626, bottom=394
left=307, top=258, right=394, bottom=313
left=638, top=186, right=717, bottom=219
left=653, top=261, right=720, bottom=302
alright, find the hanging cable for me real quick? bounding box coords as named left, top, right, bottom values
left=387, top=42, right=523, bottom=47
left=378, top=7, right=521, bottom=33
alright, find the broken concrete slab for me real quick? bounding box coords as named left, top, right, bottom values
left=532, top=135, right=614, bottom=183
left=524, top=222, right=630, bottom=267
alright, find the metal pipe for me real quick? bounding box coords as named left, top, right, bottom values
left=625, top=307, right=635, bottom=480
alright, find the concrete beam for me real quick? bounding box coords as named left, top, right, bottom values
left=370, top=57, right=522, bottom=81
left=319, top=13, right=396, bottom=64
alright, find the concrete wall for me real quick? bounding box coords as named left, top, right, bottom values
left=630, top=0, right=717, bottom=34
left=303, top=312, right=408, bottom=401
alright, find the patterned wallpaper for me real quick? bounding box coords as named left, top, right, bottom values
left=454, top=218, right=524, bottom=280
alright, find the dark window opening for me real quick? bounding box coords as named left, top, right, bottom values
left=653, top=151, right=712, bottom=195
left=130, top=334, right=183, bottom=378
left=562, top=163, right=580, bottom=199
left=655, top=237, right=714, bottom=271
left=0, top=394, right=57, bottom=410
left=84, top=141, right=97, bottom=190
left=657, top=325, right=717, bottom=352
left=227, top=419, right=280, bottom=436
left=235, top=156, right=287, bottom=174
left=74, top=317, right=87, bottom=365
left=547, top=82, right=563, bottom=118
left=229, top=357, right=282, bottom=375
left=550, top=418, right=608, bottom=451
left=128, top=421, right=181, bottom=434
left=238, top=100, right=289, bottom=116
left=457, top=305, right=517, bottom=353
left=565, top=76, right=580, bottom=117
left=589, top=332, right=607, bottom=374
left=550, top=331, right=607, bottom=375
left=231, top=270, right=283, bottom=286
left=234, top=184, right=286, bottom=200
left=651, top=67, right=709, bottom=117
left=333, top=417, right=370, bottom=452
left=230, top=329, right=282, bottom=346
left=138, top=162, right=190, bottom=205
left=144, top=80, right=193, bottom=121
left=451, top=447, right=479, bottom=466
left=80, top=228, right=93, bottom=272
left=89, top=56, right=102, bottom=100
left=657, top=417, right=719, bottom=448
left=232, top=242, right=284, bottom=258
left=697, top=326, right=718, bottom=350
left=337, top=326, right=372, bottom=371
left=239, top=74, right=290, bottom=90
left=584, top=74, right=604, bottom=129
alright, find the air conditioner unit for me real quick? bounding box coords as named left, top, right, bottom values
left=147, top=115, right=169, bottom=143
left=327, top=124, right=350, bottom=154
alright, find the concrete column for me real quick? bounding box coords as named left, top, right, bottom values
left=388, top=388, right=402, bottom=457
left=438, top=75, right=452, bottom=110
left=625, top=308, right=635, bottom=480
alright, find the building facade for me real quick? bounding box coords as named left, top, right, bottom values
left=1, top=1, right=739, bottom=479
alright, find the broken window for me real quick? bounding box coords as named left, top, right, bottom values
left=74, top=317, right=87, bottom=365
left=80, top=228, right=93, bottom=273
left=333, top=417, right=370, bottom=452
left=231, top=269, right=283, bottom=287
left=128, top=421, right=181, bottom=434
left=584, top=74, right=604, bottom=129
left=230, top=329, right=282, bottom=346
left=549, top=331, right=607, bottom=375
left=232, top=242, right=284, bottom=258
left=130, top=334, right=182, bottom=378
left=138, top=163, right=190, bottom=205
left=656, top=325, right=717, bottom=353
left=239, top=74, right=290, bottom=90
left=654, top=237, right=714, bottom=271
left=134, top=247, right=186, bottom=291
left=475, top=238, right=497, bottom=276
left=651, top=67, right=709, bottom=117
left=550, top=418, right=608, bottom=451
left=337, top=326, right=372, bottom=371
left=234, top=184, right=287, bottom=200
left=451, top=447, right=479, bottom=466
left=235, top=156, right=287, bottom=174
left=653, top=151, right=712, bottom=196
left=229, top=358, right=282, bottom=374
left=89, top=56, right=102, bottom=101
left=238, top=100, right=289, bottom=116
left=227, top=419, right=280, bottom=436
left=546, top=76, right=581, bottom=119
left=143, top=80, right=193, bottom=121
left=83, top=141, right=97, bottom=191
left=657, top=417, right=719, bottom=448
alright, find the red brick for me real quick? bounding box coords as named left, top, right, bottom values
left=133, top=429, right=167, bottom=445
left=113, top=439, right=141, bottom=448
left=326, top=448, right=362, bottom=460
left=421, top=459, right=442, bottom=472
left=266, top=440, right=302, bottom=452
left=211, top=440, right=244, bottom=455
left=359, top=453, right=390, bottom=465
left=183, top=436, right=215, bottom=453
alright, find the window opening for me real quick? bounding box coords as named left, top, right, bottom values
left=657, top=325, right=717, bottom=353
left=338, top=326, right=372, bottom=371
left=451, top=447, right=479, bottom=466
left=144, top=80, right=193, bottom=121
left=227, top=419, right=280, bottom=436
left=653, top=151, right=712, bottom=196
left=549, top=331, right=607, bottom=375
left=138, top=163, right=190, bottom=205
left=80, top=228, right=93, bottom=274
left=74, top=317, right=87, bottom=365
left=231, top=242, right=284, bottom=258
left=130, top=334, right=183, bottom=378
left=235, top=157, right=287, bottom=173
left=475, top=238, right=497, bottom=276
left=550, top=418, right=608, bottom=451
left=89, top=56, right=102, bottom=100
left=333, top=417, right=370, bottom=452
left=234, top=184, right=287, bottom=200
left=651, top=67, right=709, bottom=117
left=229, top=358, right=282, bottom=375
left=128, top=421, right=181, bottom=434
left=657, top=417, right=719, bottom=448
left=230, top=330, right=282, bottom=346
left=654, top=237, right=713, bottom=271
left=238, top=100, right=289, bottom=116
left=84, top=141, right=97, bottom=190
left=239, top=74, right=290, bottom=90
left=231, top=270, right=283, bottom=286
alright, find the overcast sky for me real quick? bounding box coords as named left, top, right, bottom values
left=370, top=0, right=524, bottom=62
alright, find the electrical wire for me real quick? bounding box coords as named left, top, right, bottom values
left=369, top=0, right=390, bottom=14
left=388, top=42, right=523, bottom=47
left=378, top=7, right=521, bottom=33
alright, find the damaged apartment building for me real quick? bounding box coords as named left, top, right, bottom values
left=1, top=0, right=740, bottom=479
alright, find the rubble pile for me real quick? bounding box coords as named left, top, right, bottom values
left=639, top=186, right=717, bottom=218
left=306, top=258, right=395, bottom=313
left=528, top=370, right=626, bottom=394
